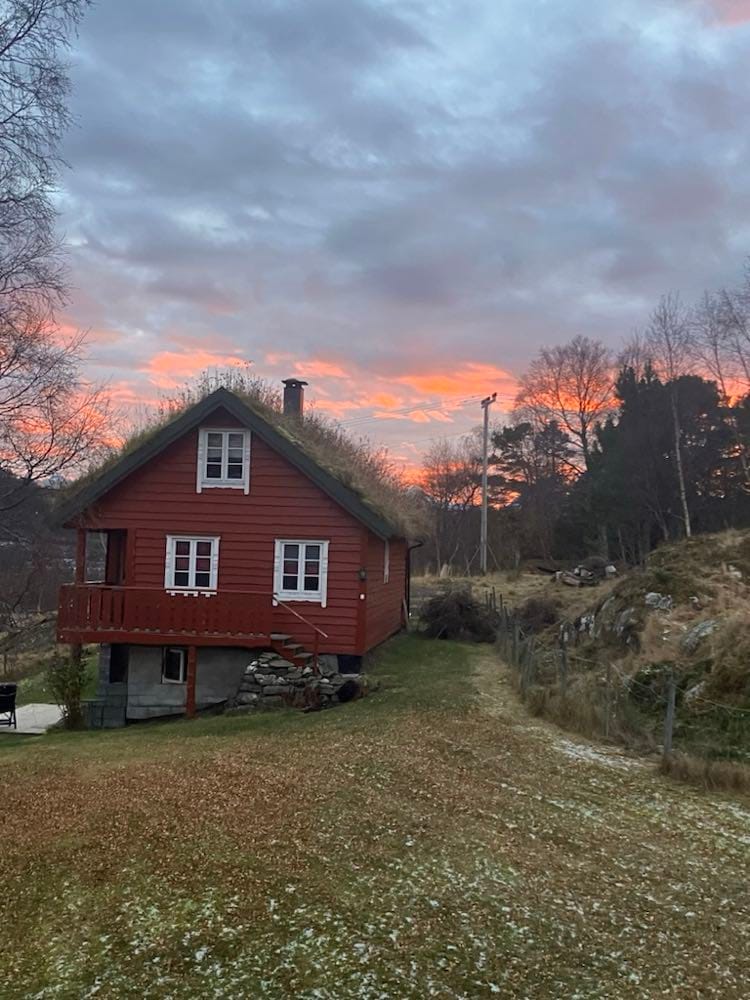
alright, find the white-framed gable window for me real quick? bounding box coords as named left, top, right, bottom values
left=164, top=535, right=220, bottom=591
left=197, top=428, right=251, bottom=493
left=384, top=539, right=390, bottom=584
left=162, top=647, right=187, bottom=684
left=274, top=539, right=329, bottom=606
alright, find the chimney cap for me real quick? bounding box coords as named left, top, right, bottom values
left=282, top=377, right=308, bottom=388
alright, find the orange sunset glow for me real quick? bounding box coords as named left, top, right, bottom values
left=96, top=348, right=519, bottom=475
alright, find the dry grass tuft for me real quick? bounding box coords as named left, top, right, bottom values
left=660, top=751, right=750, bottom=795
left=706, top=616, right=750, bottom=704
left=524, top=676, right=658, bottom=750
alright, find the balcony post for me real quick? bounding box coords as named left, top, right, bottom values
left=186, top=645, right=197, bottom=719
left=70, top=528, right=87, bottom=664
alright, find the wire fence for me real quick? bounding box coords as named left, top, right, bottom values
left=493, top=594, right=749, bottom=763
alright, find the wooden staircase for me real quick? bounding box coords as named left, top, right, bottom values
left=269, top=633, right=318, bottom=671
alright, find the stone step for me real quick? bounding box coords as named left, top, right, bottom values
left=267, top=658, right=293, bottom=668
left=270, top=633, right=292, bottom=642
left=295, top=651, right=314, bottom=661
left=281, top=642, right=304, bottom=652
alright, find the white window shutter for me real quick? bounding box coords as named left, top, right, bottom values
left=243, top=431, right=252, bottom=494
left=196, top=429, right=206, bottom=494
left=273, top=540, right=282, bottom=597
left=211, top=537, right=220, bottom=590
left=320, top=542, right=329, bottom=608
left=164, top=537, right=174, bottom=588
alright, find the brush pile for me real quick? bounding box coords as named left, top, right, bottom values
left=420, top=586, right=497, bottom=642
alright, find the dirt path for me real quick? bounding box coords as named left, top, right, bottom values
left=474, top=646, right=651, bottom=770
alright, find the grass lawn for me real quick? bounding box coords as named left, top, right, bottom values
left=0, top=636, right=748, bottom=999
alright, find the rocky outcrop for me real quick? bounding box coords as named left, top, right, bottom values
left=225, top=650, right=367, bottom=713
left=680, top=619, right=718, bottom=654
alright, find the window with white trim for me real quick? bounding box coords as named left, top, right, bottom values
left=197, top=428, right=250, bottom=493
left=164, top=535, right=220, bottom=591
left=274, top=539, right=329, bottom=605
left=162, top=647, right=187, bottom=684
left=384, top=539, right=390, bottom=584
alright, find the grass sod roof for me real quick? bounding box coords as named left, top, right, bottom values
left=55, top=387, right=415, bottom=539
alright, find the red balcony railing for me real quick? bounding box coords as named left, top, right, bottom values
left=57, top=584, right=274, bottom=646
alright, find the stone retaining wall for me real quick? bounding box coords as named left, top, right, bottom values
left=225, top=650, right=366, bottom=713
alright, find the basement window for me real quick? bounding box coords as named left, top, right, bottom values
left=197, top=428, right=250, bottom=493
left=162, top=647, right=187, bottom=684
left=164, top=536, right=220, bottom=591
left=274, top=539, right=329, bottom=606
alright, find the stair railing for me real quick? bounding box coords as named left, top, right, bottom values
left=272, top=594, right=329, bottom=672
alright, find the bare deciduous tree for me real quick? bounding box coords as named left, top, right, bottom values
left=691, top=291, right=749, bottom=486
left=0, top=308, right=108, bottom=507
left=420, top=434, right=481, bottom=572
left=515, top=335, right=615, bottom=471
left=715, top=267, right=750, bottom=394
left=644, top=293, right=694, bottom=537
left=0, top=1, right=104, bottom=509
left=691, top=292, right=735, bottom=402
left=0, top=1, right=90, bottom=322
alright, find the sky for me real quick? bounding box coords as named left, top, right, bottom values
left=58, top=0, right=750, bottom=470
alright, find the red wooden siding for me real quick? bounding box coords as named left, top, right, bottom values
left=76, top=405, right=403, bottom=655
left=364, top=535, right=407, bottom=649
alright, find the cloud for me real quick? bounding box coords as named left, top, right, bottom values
left=394, top=363, right=516, bottom=401
left=57, top=0, right=750, bottom=459
left=141, top=351, right=248, bottom=389
left=706, top=0, right=750, bottom=25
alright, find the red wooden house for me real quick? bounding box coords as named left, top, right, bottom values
left=56, top=383, right=410, bottom=724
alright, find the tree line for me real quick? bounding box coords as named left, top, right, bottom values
left=418, top=274, right=750, bottom=574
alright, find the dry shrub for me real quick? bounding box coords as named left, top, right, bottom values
left=706, top=617, right=750, bottom=704
left=517, top=596, right=560, bottom=634
left=523, top=676, right=656, bottom=748
left=45, top=652, right=86, bottom=729
left=420, top=587, right=497, bottom=642
left=660, top=751, right=750, bottom=795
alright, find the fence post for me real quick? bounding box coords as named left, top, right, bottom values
left=663, top=671, right=676, bottom=756
left=526, top=638, right=536, bottom=687
left=512, top=623, right=519, bottom=669
left=604, top=661, right=612, bottom=740
left=521, top=638, right=535, bottom=698
left=558, top=636, right=568, bottom=696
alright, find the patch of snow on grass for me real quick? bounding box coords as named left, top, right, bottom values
left=551, top=736, right=646, bottom=771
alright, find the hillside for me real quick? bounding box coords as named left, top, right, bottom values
left=491, top=529, right=750, bottom=767
left=414, top=529, right=749, bottom=770
left=573, top=530, right=750, bottom=708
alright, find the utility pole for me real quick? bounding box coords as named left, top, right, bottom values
left=480, top=392, right=497, bottom=575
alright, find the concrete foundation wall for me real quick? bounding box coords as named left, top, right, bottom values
left=125, top=646, right=249, bottom=720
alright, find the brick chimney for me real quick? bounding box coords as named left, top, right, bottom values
left=282, top=378, right=307, bottom=419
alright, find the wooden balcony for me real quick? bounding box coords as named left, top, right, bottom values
left=57, top=584, right=275, bottom=648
